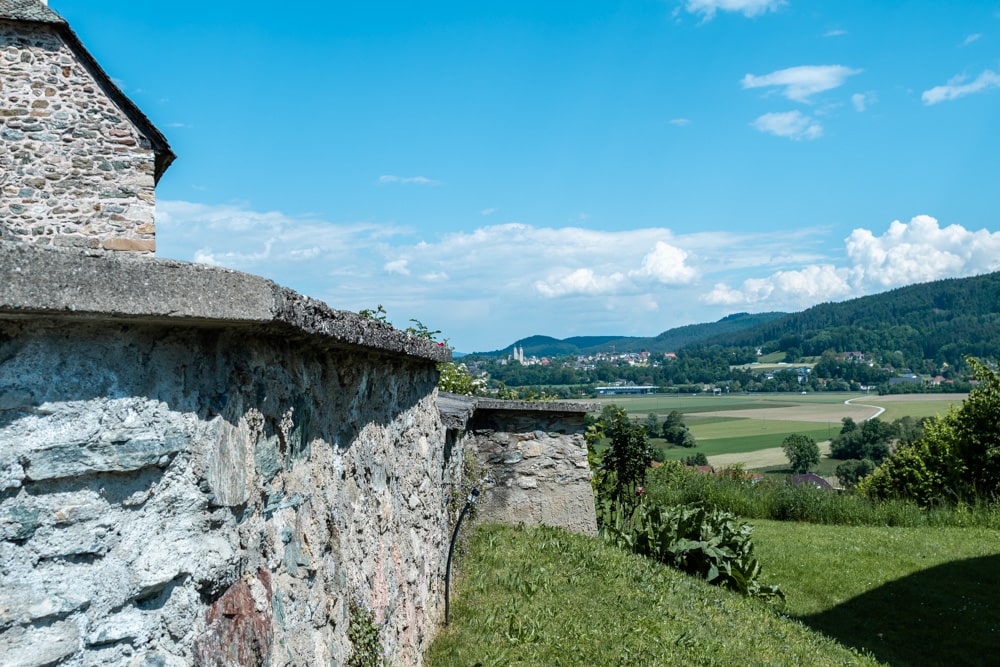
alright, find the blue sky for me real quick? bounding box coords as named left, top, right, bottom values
left=55, top=1, right=1000, bottom=352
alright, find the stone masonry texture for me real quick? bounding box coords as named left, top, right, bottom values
left=0, top=318, right=456, bottom=666
left=0, top=18, right=161, bottom=252
left=0, top=244, right=465, bottom=666
left=461, top=406, right=599, bottom=537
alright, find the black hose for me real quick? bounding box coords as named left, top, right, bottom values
left=444, top=487, right=479, bottom=625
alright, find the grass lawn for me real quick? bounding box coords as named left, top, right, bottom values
left=427, top=523, right=880, bottom=667
left=752, top=520, right=1000, bottom=666
left=428, top=520, right=1000, bottom=666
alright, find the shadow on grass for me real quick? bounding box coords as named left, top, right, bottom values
left=798, top=554, right=1000, bottom=666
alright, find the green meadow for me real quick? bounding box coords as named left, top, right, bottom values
left=594, top=393, right=966, bottom=463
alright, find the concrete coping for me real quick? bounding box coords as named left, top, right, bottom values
left=437, top=391, right=597, bottom=430
left=0, top=241, right=451, bottom=363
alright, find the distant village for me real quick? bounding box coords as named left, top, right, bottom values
left=468, top=346, right=968, bottom=398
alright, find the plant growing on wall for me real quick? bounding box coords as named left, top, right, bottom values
left=347, top=594, right=384, bottom=667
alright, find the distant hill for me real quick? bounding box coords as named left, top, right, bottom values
left=691, top=271, right=1000, bottom=367
left=475, top=312, right=787, bottom=357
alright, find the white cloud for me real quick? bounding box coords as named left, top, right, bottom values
left=962, top=33, right=982, bottom=46
left=155, top=201, right=998, bottom=352
left=824, top=29, right=847, bottom=37
left=480, top=208, right=497, bottom=216
left=630, top=242, right=697, bottom=284
left=922, top=70, right=1000, bottom=104
left=741, top=65, right=862, bottom=103
left=535, top=269, right=628, bottom=297
left=704, top=216, right=1000, bottom=309
left=669, top=118, right=691, bottom=126
left=751, top=111, right=823, bottom=140
left=851, top=91, right=877, bottom=112
left=378, top=175, right=441, bottom=185
left=684, top=0, right=784, bottom=20
left=384, top=259, right=410, bottom=275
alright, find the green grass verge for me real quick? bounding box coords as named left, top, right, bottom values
left=427, top=523, right=879, bottom=667
left=752, top=520, right=1000, bottom=666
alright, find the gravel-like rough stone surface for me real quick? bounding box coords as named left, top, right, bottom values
left=0, top=316, right=459, bottom=666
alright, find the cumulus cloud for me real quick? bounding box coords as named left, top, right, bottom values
left=156, top=201, right=998, bottom=351
left=684, top=0, right=784, bottom=20
left=742, top=65, right=862, bottom=103
left=703, top=216, right=1000, bottom=309
left=378, top=175, right=440, bottom=185
left=922, top=70, right=1000, bottom=104
left=751, top=111, right=823, bottom=140
left=630, top=242, right=698, bottom=284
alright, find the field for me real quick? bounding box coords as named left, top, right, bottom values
left=594, top=392, right=967, bottom=468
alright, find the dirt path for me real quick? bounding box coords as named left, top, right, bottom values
left=707, top=441, right=832, bottom=469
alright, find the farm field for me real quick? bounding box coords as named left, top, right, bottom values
left=595, top=392, right=967, bottom=467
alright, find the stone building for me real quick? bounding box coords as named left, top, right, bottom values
left=0, top=0, right=174, bottom=253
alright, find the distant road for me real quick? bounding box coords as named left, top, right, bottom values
left=844, top=396, right=885, bottom=421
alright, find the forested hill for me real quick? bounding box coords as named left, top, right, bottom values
left=479, top=312, right=787, bottom=357
left=691, top=271, right=1000, bottom=366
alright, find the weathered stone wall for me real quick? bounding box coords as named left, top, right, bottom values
left=0, top=320, right=457, bottom=666
left=0, top=20, right=158, bottom=252
left=460, top=404, right=598, bottom=537
left=0, top=243, right=462, bottom=666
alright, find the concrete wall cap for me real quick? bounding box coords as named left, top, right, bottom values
left=0, top=241, right=451, bottom=363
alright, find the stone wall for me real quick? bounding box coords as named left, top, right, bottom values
left=0, top=19, right=163, bottom=253
left=0, top=242, right=460, bottom=666
left=442, top=396, right=598, bottom=537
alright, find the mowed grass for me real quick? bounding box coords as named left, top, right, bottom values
left=428, top=521, right=1000, bottom=666
left=752, top=520, right=1000, bottom=666
left=653, top=428, right=832, bottom=461
left=862, top=397, right=965, bottom=422
left=427, top=524, right=880, bottom=667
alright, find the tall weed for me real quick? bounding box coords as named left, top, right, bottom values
left=646, top=461, right=1000, bottom=528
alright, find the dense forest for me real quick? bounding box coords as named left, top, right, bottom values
left=694, top=272, right=1000, bottom=369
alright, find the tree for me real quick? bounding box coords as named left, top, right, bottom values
left=600, top=407, right=654, bottom=504
left=835, top=458, right=874, bottom=488
left=860, top=357, right=1000, bottom=505
left=782, top=434, right=820, bottom=474
left=830, top=417, right=895, bottom=464
left=643, top=413, right=662, bottom=437
left=662, top=410, right=696, bottom=448
left=682, top=452, right=709, bottom=467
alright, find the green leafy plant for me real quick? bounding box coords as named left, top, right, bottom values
left=405, top=318, right=446, bottom=345
left=597, top=407, right=654, bottom=504
left=598, top=498, right=782, bottom=600
left=347, top=594, right=384, bottom=667
left=359, top=304, right=390, bottom=324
